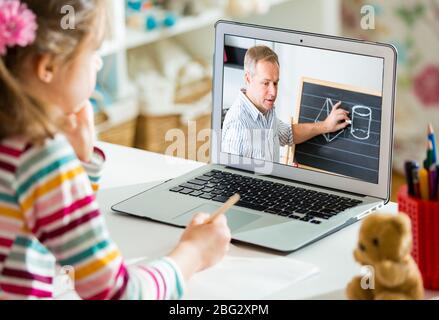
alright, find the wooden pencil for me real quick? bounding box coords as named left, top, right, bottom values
left=207, top=194, right=240, bottom=223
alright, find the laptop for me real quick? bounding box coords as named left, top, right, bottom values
left=112, top=20, right=397, bottom=252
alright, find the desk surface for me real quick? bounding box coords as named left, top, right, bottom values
left=96, top=142, right=437, bottom=300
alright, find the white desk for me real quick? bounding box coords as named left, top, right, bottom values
left=96, top=142, right=438, bottom=300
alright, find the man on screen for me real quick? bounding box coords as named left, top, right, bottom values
left=222, top=45, right=351, bottom=162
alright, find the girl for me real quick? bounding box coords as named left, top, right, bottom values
left=0, top=0, right=231, bottom=299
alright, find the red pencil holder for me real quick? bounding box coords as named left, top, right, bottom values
left=397, top=185, right=439, bottom=289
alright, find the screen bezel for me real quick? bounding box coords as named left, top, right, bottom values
left=212, top=20, right=397, bottom=201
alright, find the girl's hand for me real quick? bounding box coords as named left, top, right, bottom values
left=168, top=213, right=231, bottom=281
left=63, top=100, right=95, bottom=163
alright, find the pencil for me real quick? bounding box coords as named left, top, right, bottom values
left=429, top=165, right=437, bottom=200
left=419, top=168, right=429, bottom=200
left=436, top=164, right=439, bottom=200
left=207, top=194, right=240, bottom=223
left=427, top=141, right=433, bottom=168
left=404, top=161, right=415, bottom=196
left=428, top=123, right=437, bottom=164
left=412, top=165, right=420, bottom=198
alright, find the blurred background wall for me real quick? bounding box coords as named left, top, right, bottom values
left=95, top=0, right=439, bottom=201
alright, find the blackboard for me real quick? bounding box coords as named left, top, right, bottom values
left=293, top=78, right=382, bottom=184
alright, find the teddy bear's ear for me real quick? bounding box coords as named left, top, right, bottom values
left=391, top=213, right=411, bottom=235
left=391, top=213, right=412, bottom=258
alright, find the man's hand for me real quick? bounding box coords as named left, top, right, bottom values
left=62, top=100, right=95, bottom=163
left=322, top=101, right=350, bottom=134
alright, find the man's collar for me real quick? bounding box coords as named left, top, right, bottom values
left=239, top=89, right=266, bottom=121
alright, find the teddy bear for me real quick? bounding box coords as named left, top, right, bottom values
left=346, top=213, right=424, bottom=300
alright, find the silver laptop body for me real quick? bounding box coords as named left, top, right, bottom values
left=112, top=21, right=397, bottom=252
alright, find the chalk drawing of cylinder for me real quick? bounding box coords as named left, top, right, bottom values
left=351, top=105, right=372, bottom=140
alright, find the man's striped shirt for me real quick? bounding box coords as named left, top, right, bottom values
left=222, top=89, right=294, bottom=162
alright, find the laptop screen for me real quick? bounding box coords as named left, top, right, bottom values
left=221, top=34, right=384, bottom=184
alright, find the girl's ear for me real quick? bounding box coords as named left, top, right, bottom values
left=36, top=54, right=57, bottom=83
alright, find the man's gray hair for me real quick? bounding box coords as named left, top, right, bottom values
left=244, top=45, right=280, bottom=76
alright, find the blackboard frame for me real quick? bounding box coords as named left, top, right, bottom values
left=287, top=77, right=382, bottom=182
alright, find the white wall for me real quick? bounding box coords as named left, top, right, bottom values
left=223, top=67, right=244, bottom=108
left=178, top=0, right=341, bottom=62
left=275, top=43, right=384, bottom=123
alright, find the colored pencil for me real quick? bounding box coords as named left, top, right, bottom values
left=207, top=194, right=240, bottom=223
left=436, top=164, right=439, bottom=200
left=429, top=165, right=437, bottom=200
left=419, top=168, right=430, bottom=200
left=428, top=123, right=437, bottom=164
left=412, top=163, right=421, bottom=198
left=427, top=141, right=433, bottom=169
left=404, top=161, right=416, bottom=196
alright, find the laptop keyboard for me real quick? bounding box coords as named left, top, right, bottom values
left=170, top=170, right=363, bottom=224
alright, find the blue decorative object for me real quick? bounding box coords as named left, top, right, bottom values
left=163, top=12, right=177, bottom=28
left=126, top=0, right=142, bottom=12
left=146, top=14, right=158, bottom=30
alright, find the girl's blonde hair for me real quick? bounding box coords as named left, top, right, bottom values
left=0, top=0, right=105, bottom=142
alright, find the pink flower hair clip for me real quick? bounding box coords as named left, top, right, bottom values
left=0, top=0, right=38, bottom=56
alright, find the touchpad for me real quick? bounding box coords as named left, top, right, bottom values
left=172, top=204, right=262, bottom=232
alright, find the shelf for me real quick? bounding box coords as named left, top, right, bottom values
left=125, top=8, right=224, bottom=50
left=100, top=8, right=224, bottom=56
left=99, top=0, right=295, bottom=56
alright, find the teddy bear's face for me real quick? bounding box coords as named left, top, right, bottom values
left=354, top=213, right=412, bottom=266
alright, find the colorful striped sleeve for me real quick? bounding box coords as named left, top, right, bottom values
left=15, top=135, right=185, bottom=300
left=81, top=147, right=105, bottom=192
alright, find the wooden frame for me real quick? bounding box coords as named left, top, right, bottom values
left=285, top=76, right=382, bottom=169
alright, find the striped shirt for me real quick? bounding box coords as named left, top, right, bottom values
left=0, top=134, right=184, bottom=300
left=222, top=90, right=294, bottom=162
